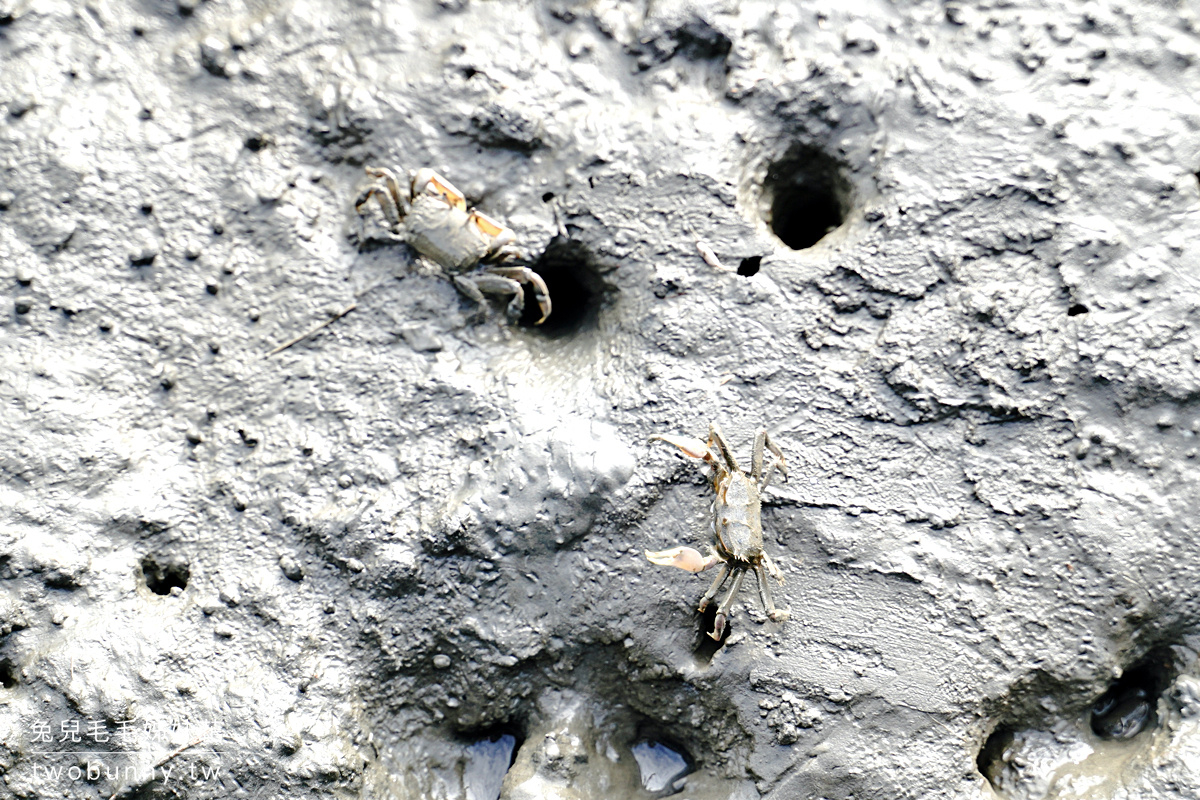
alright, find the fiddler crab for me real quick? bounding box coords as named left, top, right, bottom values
left=646, top=422, right=790, bottom=640
left=355, top=166, right=551, bottom=324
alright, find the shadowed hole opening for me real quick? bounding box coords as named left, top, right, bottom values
left=520, top=237, right=609, bottom=335
left=141, top=553, right=190, bottom=595
left=631, top=727, right=693, bottom=797
left=1067, top=303, right=1089, bottom=316
left=737, top=256, right=762, bottom=277
left=1090, top=651, right=1171, bottom=740
left=692, top=603, right=729, bottom=664
left=0, top=659, right=17, bottom=689
left=458, top=724, right=523, bottom=800
left=763, top=144, right=852, bottom=250
left=977, top=725, right=1014, bottom=790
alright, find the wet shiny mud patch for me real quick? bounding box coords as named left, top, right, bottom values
left=978, top=648, right=1198, bottom=800
left=361, top=646, right=753, bottom=800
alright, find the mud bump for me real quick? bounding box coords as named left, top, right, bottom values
left=141, top=552, right=190, bottom=595
left=762, top=144, right=852, bottom=250
left=521, top=237, right=609, bottom=335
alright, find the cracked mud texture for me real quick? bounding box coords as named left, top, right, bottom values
left=2, top=0, right=1200, bottom=798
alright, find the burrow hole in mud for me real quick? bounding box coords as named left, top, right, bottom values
left=737, top=256, right=762, bottom=277
left=976, top=725, right=1014, bottom=790
left=692, top=604, right=730, bottom=664
left=762, top=144, right=853, bottom=250
left=977, top=649, right=1176, bottom=790
left=456, top=724, right=523, bottom=800
left=1090, top=651, right=1172, bottom=740
left=141, top=552, right=190, bottom=595
left=519, top=237, right=611, bottom=335
left=0, top=659, right=17, bottom=689
left=632, top=726, right=693, bottom=796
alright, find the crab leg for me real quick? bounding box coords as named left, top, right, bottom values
left=454, top=273, right=526, bottom=320
left=761, top=552, right=785, bottom=583
left=356, top=166, right=409, bottom=228
left=696, top=561, right=731, bottom=612
left=486, top=265, right=551, bottom=325
left=710, top=568, right=746, bottom=640
left=754, top=563, right=790, bottom=622
left=751, top=428, right=788, bottom=490
left=707, top=423, right=740, bottom=473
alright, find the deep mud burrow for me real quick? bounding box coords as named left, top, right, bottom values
left=976, top=641, right=1200, bottom=800
left=357, top=639, right=757, bottom=800
left=760, top=143, right=855, bottom=252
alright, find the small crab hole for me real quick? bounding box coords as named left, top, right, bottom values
left=521, top=237, right=607, bottom=335
left=1090, top=652, right=1171, bottom=740
left=141, top=552, right=190, bottom=595
left=0, top=659, right=18, bottom=689
left=762, top=144, right=852, bottom=250
left=737, top=256, right=762, bottom=277
left=631, top=732, right=693, bottom=797
left=457, top=724, right=523, bottom=800
left=976, top=725, right=1014, bottom=790
left=692, top=604, right=730, bottom=664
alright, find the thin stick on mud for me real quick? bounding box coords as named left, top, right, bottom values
left=266, top=302, right=357, bottom=356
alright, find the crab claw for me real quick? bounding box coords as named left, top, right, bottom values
left=645, top=546, right=713, bottom=573
left=710, top=612, right=727, bottom=641
left=649, top=434, right=715, bottom=462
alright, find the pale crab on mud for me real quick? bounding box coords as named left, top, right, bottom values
left=355, top=166, right=551, bottom=324
left=646, top=422, right=790, bottom=640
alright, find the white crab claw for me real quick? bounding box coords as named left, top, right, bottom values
left=645, top=546, right=710, bottom=573
left=649, top=434, right=713, bottom=461
left=710, top=613, right=727, bottom=641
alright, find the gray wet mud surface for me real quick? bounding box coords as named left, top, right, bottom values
left=2, top=0, right=1200, bottom=798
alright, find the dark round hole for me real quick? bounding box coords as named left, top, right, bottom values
left=244, top=133, right=270, bottom=152
left=692, top=603, right=730, bottom=663
left=141, top=553, right=190, bottom=595
left=976, top=726, right=1013, bottom=789
left=631, top=735, right=693, bottom=797
left=458, top=724, right=523, bottom=800
left=1067, top=303, right=1089, bottom=316
left=763, top=144, right=851, bottom=250
left=541, top=192, right=555, bottom=202
left=737, top=256, right=762, bottom=277
left=1091, top=656, right=1168, bottom=740
left=520, top=237, right=606, bottom=335
left=0, top=659, right=17, bottom=689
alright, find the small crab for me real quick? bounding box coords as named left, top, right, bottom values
left=355, top=166, right=551, bottom=324
left=646, top=422, right=790, bottom=640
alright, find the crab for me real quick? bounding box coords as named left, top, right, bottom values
left=355, top=166, right=551, bottom=324
left=646, top=422, right=790, bottom=640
